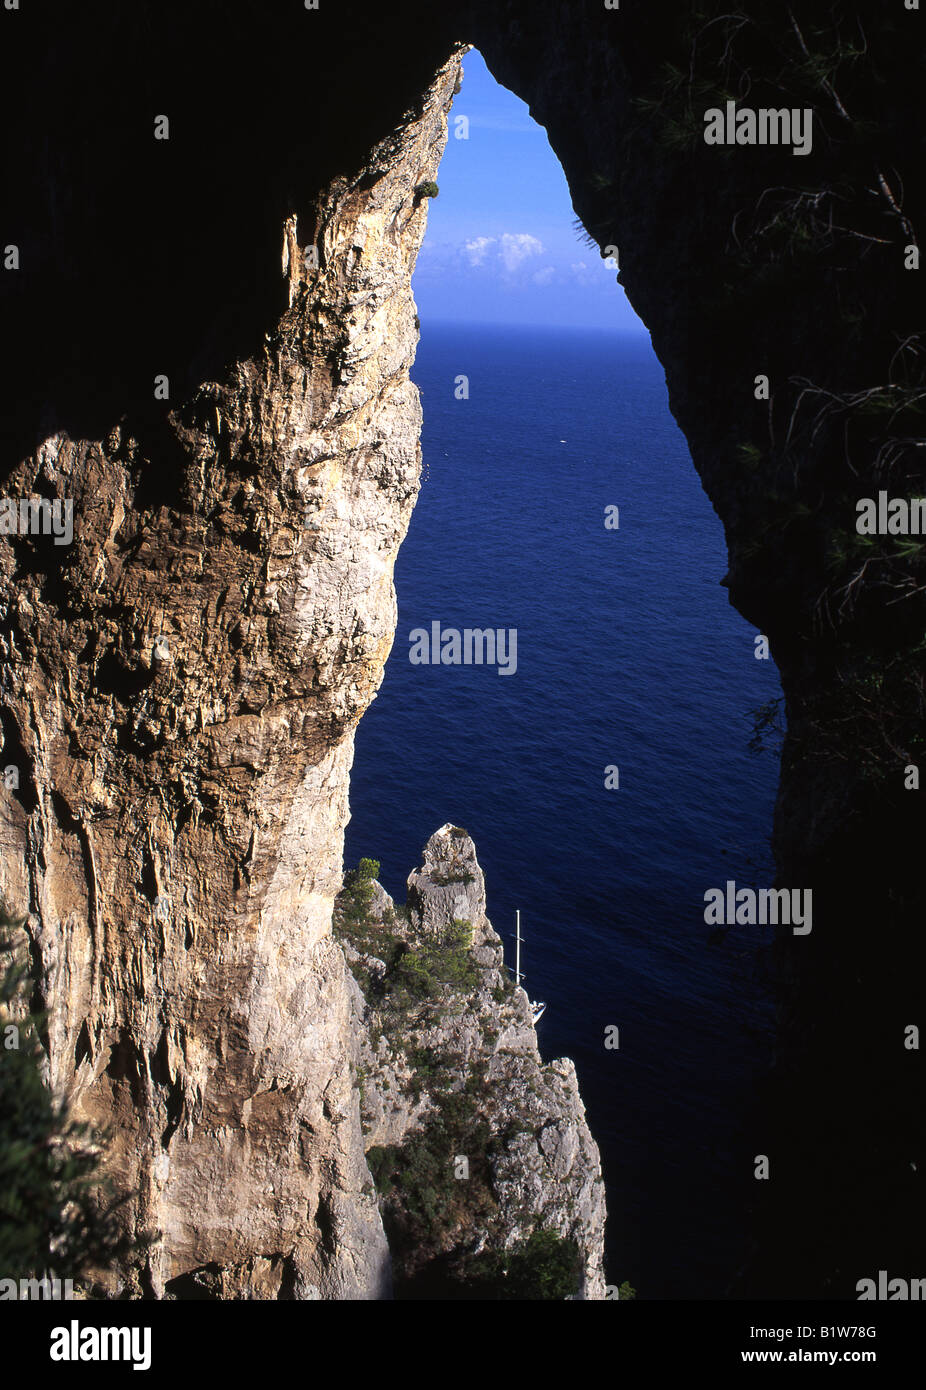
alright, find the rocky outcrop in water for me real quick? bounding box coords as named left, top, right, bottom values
left=337, top=825, right=606, bottom=1298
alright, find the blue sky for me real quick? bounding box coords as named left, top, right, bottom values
left=413, top=49, right=646, bottom=333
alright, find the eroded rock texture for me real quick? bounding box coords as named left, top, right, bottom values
left=340, top=826, right=606, bottom=1298
left=0, top=47, right=461, bottom=1299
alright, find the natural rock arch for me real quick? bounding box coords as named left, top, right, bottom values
left=1, top=0, right=923, bottom=1297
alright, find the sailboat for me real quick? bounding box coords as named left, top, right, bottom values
left=514, top=909, right=547, bottom=1024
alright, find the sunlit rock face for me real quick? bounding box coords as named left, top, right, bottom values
left=345, top=827, right=607, bottom=1299
left=0, top=38, right=461, bottom=1298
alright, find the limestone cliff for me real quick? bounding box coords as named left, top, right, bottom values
left=336, top=826, right=606, bottom=1299
left=0, top=51, right=462, bottom=1299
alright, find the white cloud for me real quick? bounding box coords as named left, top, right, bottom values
left=569, top=258, right=615, bottom=287
left=499, top=233, right=543, bottom=273
left=464, top=236, right=496, bottom=267
left=532, top=265, right=556, bottom=286
left=461, top=233, right=545, bottom=275
left=570, top=259, right=599, bottom=287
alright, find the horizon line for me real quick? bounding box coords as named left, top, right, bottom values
left=416, top=316, right=650, bottom=336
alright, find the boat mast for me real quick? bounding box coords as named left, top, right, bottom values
left=515, top=909, right=522, bottom=987
left=515, top=909, right=547, bottom=1024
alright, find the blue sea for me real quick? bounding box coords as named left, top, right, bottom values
left=344, top=322, right=783, bottom=1299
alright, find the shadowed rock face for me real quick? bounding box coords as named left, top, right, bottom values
left=2, top=0, right=924, bottom=1297
left=462, top=1, right=926, bottom=1295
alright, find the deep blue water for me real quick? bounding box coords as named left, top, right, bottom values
left=344, top=322, right=783, bottom=1298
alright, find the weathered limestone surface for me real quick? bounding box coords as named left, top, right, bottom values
left=348, top=826, right=607, bottom=1298
left=0, top=54, right=461, bottom=1299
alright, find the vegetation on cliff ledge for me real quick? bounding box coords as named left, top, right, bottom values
left=335, top=857, right=478, bottom=1007
left=335, top=858, right=583, bottom=1300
